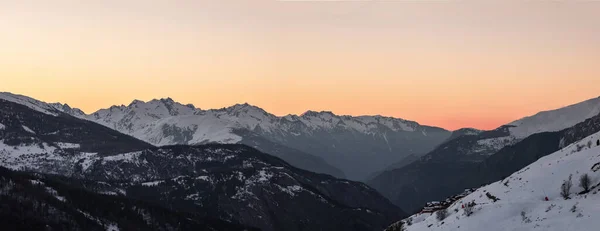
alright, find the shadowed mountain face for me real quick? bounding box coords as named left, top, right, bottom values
left=0, top=94, right=406, bottom=231
left=369, top=97, right=600, bottom=213
left=0, top=166, right=256, bottom=231
left=74, top=144, right=406, bottom=231
left=246, top=119, right=451, bottom=181
left=47, top=94, right=451, bottom=181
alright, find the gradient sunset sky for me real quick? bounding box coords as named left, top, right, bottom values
left=1, top=0, right=600, bottom=130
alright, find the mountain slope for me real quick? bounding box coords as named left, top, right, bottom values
left=369, top=96, right=600, bottom=213
left=59, top=98, right=450, bottom=180
left=367, top=128, right=484, bottom=182
left=444, top=128, right=483, bottom=142
left=0, top=92, right=64, bottom=116
left=234, top=128, right=346, bottom=178
left=0, top=166, right=256, bottom=231
left=394, top=131, right=600, bottom=231
left=75, top=144, right=405, bottom=231
left=0, top=93, right=154, bottom=157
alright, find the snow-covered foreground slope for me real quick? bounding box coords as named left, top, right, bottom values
left=399, top=131, right=600, bottom=231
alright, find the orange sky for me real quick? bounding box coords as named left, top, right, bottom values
left=1, top=0, right=600, bottom=130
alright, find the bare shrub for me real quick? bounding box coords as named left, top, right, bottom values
left=579, top=174, right=591, bottom=192
left=560, top=175, right=573, bottom=199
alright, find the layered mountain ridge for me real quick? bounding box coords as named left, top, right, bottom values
left=0, top=93, right=405, bottom=231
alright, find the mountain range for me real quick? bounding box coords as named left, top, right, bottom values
left=46, top=94, right=450, bottom=181
left=0, top=92, right=405, bottom=230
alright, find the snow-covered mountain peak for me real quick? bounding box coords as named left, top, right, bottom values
left=122, top=98, right=200, bottom=116
left=282, top=114, right=299, bottom=121
left=299, top=110, right=338, bottom=119
left=159, top=97, right=175, bottom=103
left=50, top=102, right=86, bottom=117
left=202, top=103, right=280, bottom=134
left=300, top=111, right=339, bottom=122
left=85, top=98, right=202, bottom=133
left=217, top=103, right=269, bottom=116
left=127, top=99, right=145, bottom=107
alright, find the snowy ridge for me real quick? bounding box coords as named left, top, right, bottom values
left=452, top=96, right=600, bottom=157
left=508, top=97, right=600, bottom=139
left=400, top=131, right=600, bottom=231
left=0, top=92, right=60, bottom=116
left=71, top=99, right=435, bottom=146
